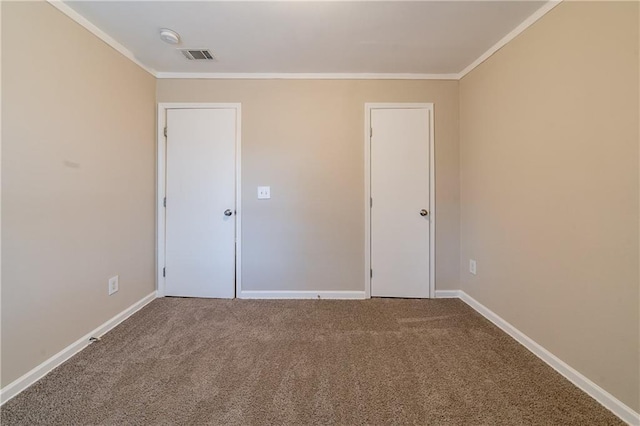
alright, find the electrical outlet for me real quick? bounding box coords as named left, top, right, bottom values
left=108, top=275, right=119, bottom=295
left=257, top=186, right=271, bottom=199
left=469, top=260, right=477, bottom=275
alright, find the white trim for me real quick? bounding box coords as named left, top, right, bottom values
left=45, top=0, right=561, bottom=81
left=234, top=108, right=243, bottom=298
left=45, top=0, right=561, bottom=82
left=155, top=72, right=459, bottom=80
left=364, top=108, right=372, bottom=299
left=428, top=107, right=435, bottom=297
left=156, top=103, right=242, bottom=298
left=45, top=0, right=156, bottom=77
left=457, top=0, right=562, bottom=79
left=0, top=291, right=157, bottom=405
left=0, top=5, right=3, bottom=395
left=238, top=290, right=366, bottom=300
left=457, top=290, right=640, bottom=425
left=156, top=105, right=166, bottom=297
left=364, top=103, right=436, bottom=299
left=434, top=289, right=461, bottom=299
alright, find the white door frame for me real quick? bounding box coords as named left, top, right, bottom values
left=156, top=103, right=242, bottom=298
left=364, top=103, right=435, bottom=299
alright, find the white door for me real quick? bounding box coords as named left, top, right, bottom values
left=370, top=108, right=430, bottom=298
left=165, top=108, right=237, bottom=298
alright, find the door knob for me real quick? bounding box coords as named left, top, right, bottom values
left=420, top=209, right=429, bottom=216
left=224, top=209, right=233, bottom=217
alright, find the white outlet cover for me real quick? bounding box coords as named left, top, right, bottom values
left=257, top=186, right=271, bottom=199
left=108, top=275, right=119, bottom=295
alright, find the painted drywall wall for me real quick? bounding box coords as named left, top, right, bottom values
left=1, top=1, right=156, bottom=387
left=157, top=80, right=460, bottom=293
left=459, top=1, right=639, bottom=411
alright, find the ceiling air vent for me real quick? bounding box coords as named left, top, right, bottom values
left=180, top=49, right=216, bottom=61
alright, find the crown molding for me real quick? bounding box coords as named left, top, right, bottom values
left=155, top=72, right=459, bottom=80
left=46, top=0, right=156, bottom=77
left=457, top=0, right=562, bottom=79
left=47, top=0, right=561, bottom=82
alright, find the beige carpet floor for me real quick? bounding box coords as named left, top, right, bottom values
left=1, top=298, right=623, bottom=425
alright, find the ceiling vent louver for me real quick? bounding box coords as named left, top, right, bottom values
left=180, top=49, right=216, bottom=61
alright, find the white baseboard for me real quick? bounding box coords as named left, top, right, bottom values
left=456, top=290, right=639, bottom=425
left=434, top=289, right=462, bottom=298
left=0, top=291, right=158, bottom=405
left=238, top=290, right=366, bottom=300
left=3, top=289, right=636, bottom=424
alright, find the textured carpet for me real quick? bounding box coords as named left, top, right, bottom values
left=1, top=298, right=623, bottom=425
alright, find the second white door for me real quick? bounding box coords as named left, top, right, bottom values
left=370, top=107, right=431, bottom=298
left=164, top=108, right=237, bottom=298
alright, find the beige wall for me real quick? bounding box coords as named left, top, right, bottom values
left=7, top=0, right=636, bottom=414
left=1, top=2, right=156, bottom=386
left=157, top=80, right=460, bottom=293
left=459, top=1, right=639, bottom=411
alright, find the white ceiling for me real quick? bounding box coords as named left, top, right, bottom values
left=65, top=1, right=547, bottom=76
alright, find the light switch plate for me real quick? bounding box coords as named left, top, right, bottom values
left=469, top=259, right=477, bottom=275
left=108, top=275, right=119, bottom=295
left=258, top=186, right=271, bottom=199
